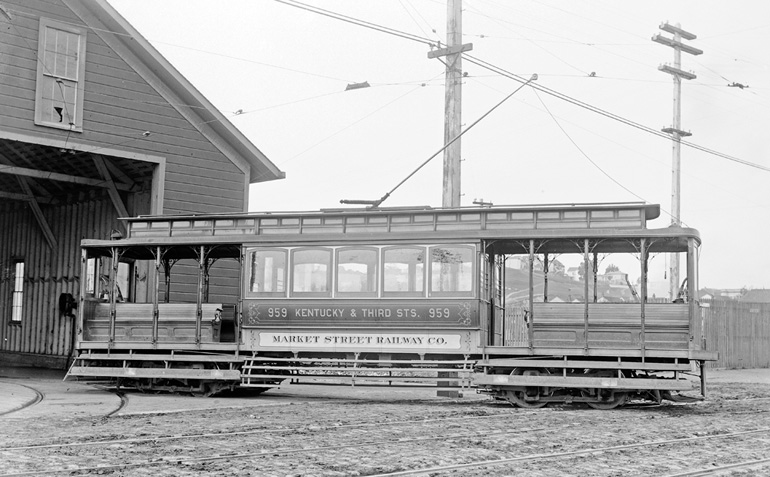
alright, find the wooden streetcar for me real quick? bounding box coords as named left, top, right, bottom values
left=66, top=202, right=717, bottom=408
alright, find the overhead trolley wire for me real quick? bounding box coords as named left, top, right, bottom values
left=274, top=0, right=770, bottom=175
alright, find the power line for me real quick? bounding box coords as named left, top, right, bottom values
left=463, top=55, right=770, bottom=173
left=273, top=0, right=770, bottom=174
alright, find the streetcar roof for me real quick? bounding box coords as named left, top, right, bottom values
left=81, top=202, right=699, bottom=260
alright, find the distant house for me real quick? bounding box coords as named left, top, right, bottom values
left=0, top=0, right=284, bottom=368
left=699, top=288, right=751, bottom=301
left=566, top=267, right=581, bottom=281
left=507, top=256, right=565, bottom=275
left=740, top=289, right=770, bottom=303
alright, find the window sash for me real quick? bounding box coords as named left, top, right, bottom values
left=11, top=261, right=24, bottom=322
left=35, top=18, right=86, bottom=131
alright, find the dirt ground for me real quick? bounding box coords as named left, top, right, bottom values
left=1, top=368, right=769, bottom=476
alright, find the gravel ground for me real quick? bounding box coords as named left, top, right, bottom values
left=1, top=369, right=769, bottom=476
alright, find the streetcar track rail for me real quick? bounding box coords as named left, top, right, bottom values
left=365, top=427, right=770, bottom=476
left=3, top=423, right=768, bottom=476
left=666, top=457, right=770, bottom=476
left=0, top=411, right=526, bottom=450
left=0, top=381, right=44, bottom=417
left=0, top=426, right=558, bottom=477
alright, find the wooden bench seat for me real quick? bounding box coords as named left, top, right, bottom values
left=83, top=302, right=223, bottom=343
left=529, top=303, right=690, bottom=350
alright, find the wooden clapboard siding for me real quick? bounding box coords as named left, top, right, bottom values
left=1, top=0, right=249, bottom=215
left=0, top=192, right=150, bottom=360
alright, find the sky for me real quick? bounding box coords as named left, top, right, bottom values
left=108, top=0, right=770, bottom=290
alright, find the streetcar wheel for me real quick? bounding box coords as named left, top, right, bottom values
left=505, top=390, right=547, bottom=408
left=505, top=368, right=550, bottom=408
left=581, top=389, right=627, bottom=410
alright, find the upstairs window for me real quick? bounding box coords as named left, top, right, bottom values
left=10, top=260, right=25, bottom=323
left=34, top=18, right=87, bottom=131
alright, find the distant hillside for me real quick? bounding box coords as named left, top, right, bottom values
left=504, top=267, right=637, bottom=303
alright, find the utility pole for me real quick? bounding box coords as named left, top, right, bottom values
left=652, top=22, right=702, bottom=300
left=428, top=0, right=472, bottom=208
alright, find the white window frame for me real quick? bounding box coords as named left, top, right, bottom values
left=10, top=260, right=25, bottom=323
left=34, top=17, right=87, bottom=132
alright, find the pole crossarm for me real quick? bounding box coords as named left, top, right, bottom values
left=427, top=43, right=473, bottom=59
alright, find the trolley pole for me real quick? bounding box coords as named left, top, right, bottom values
left=653, top=22, right=701, bottom=300
left=428, top=0, right=472, bottom=208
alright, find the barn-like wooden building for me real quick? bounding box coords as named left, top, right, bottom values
left=0, top=0, right=284, bottom=368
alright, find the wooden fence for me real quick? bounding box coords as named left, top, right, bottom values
left=702, top=300, right=770, bottom=369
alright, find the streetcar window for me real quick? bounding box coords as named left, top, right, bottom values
left=248, top=249, right=287, bottom=296
left=336, top=248, right=378, bottom=296
left=85, top=258, right=97, bottom=295
left=291, top=248, right=332, bottom=296
left=429, top=245, right=474, bottom=296
left=383, top=247, right=425, bottom=297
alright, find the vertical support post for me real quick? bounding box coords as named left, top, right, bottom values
left=108, top=247, right=118, bottom=346
left=583, top=240, right=590, bottom=352
left=236, top=249, right=244, bottom=357
left=500, top=255, right=506, bottom=346
left=195, top=245, right=205, bottom=345
left=528, top=240, right=535, bottom=351
left=687, top=237, right=697, bottom=349
left=592, top=252, right=599, bottom=303
left=543, top=253, right=549, bottom=303
left=640, top=238, right=648, bottom=361
left=152, top=247, right=161, bottom=345
left=75, top=249, right=88, bottom=353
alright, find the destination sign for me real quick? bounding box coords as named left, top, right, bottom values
left=244, top=302, right=475, bottom=327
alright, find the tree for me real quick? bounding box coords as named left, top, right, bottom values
left=578, top=259, right=595, bottom=281
left=605, top=264, right=619, bottom=274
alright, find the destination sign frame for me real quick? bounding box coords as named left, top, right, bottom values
left=243, top=301, right=477, bottom=328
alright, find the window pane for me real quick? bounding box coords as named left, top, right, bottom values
left=249, top=249, right=286, bottom=294
left=39, top=76, right=77, bottom=125
left=116, top=262, right=131, bottom=302
left=292, top=249, right=331, bottom=294
left=337, top=248, right=377, bottom=294
left=430, top=246, right=474, bottom=294
left=44, top=27, right=80, bottom=80
left=85, top=258, right=96, bottom=295
left=383, top=247, right=424, bottom=293
left=11, top=261, right=24, bottom=322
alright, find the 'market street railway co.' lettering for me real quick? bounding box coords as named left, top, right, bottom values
left=271, top=335, right=448, bottom=345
